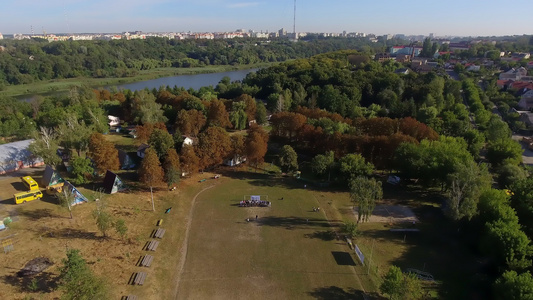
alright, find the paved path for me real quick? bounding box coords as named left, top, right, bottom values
left=173, top=184, right=216, bottom=299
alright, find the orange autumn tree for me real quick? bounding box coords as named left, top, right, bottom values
left=135, top=122, right=168, bottom=144
left=88, top=133, right=119, bottom=174
left=245, top=124, right=269, bottom=169
left=196, top=126, right=232, bottom=169
left=206, top=99, right=232, bottom=128
left=138, top=148, right=164, bottom=211
left=163, top=148, right=180, bottom=189
left=180, top=144, right=200, bottom=176
left=176, top=109, right=206, bottom=137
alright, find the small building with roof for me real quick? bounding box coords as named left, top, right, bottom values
left=0, top=139, right=44, bottom=175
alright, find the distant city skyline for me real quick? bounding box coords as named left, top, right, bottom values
left=2, top=0, right=533, bottom=37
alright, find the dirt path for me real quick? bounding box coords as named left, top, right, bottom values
left=173, top=184, right=216, bottom=299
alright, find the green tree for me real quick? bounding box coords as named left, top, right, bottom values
left=229, top=101, right=248, bottom=130
left=494, top=270, right=533, bottom=300
left=138, top=148, right=164, bottom=211
left=380, top=265, right=403, bottom=300
left=339, top=153, right=374, bottom=182
left=311, top=151, right=335, bottom=181
left=350, top=176, right=383, bottom=223
left=57, top=114, right=93, bottom=157
left=487, top=139, right=523, bottom=167
left=279, top=145, right=298, bottom=173
left=29, top=127, right=62, bottom=167
left=58, top=249, right=108, bottom=300
left=340, top=221, right=359, bottom=238
left=148, top=128, right=174, bottom=159
left=131, top=90, right=167, bottom=124
left=92, top=202, right=113, bottom=238
left=380, top=266, right=423, bottom=300
left=255, top=100, right=268, bottom=125
left=421, top=38, right=433, bottom=57
left=446, top=161, right=491, bottom=221
left=70, top=155, right=93, bottom=185
left=114, top=219, right=128, bottom=240
left=497, top=163, right=527, bottom=189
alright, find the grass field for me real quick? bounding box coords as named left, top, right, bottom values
left=0, top=166, right=208, bottom=300
left=176, top=172, right=371, bottom=299
left=0, top=165, right=482, bottom=299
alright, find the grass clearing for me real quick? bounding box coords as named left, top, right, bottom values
left=176, top=172, right=371, bottom=299
left=0, top=166, right=481, bottom=299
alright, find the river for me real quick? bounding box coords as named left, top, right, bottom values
left=108, top=68, right=259, bottom=92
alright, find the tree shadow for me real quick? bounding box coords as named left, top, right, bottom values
left=254, top=216, right=332, bottom=230
left=308, top=286, right=367, bottom=300
left=18, top=208, right=61, bottom=220
left=304, top=230, right=336, bottom=241
left=46, top=228, right=100, bottom=240
left=2, top=271, right=58, bottom=293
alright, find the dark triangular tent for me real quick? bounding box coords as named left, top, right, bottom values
left=41, top=165, right=65, bottom=187
left=63, top=181, right=88, bottom=205
left=103, top=170, right=125, bottom=194
left=118, top=150, right=135, bottom=170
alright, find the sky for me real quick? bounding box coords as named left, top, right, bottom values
left=2, top=0, right=533, bottom=37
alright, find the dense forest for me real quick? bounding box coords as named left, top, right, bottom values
left=0, top=36, right=403, bottom=88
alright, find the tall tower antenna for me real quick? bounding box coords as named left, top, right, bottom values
left=293, top=0, right=296, bottom=38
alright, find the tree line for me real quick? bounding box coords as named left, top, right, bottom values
left=0, top=36, right=393, bottom=88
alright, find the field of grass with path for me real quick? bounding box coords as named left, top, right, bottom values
left=176, top=172, right=370, bottom=299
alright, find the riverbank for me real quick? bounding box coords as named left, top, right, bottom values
left=0, top=63, right=275, bottom=99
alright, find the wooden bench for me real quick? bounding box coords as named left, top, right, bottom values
left=138, top=255, right=154, bottom=267
left=122, top=295, right=138, bottom=300
left=152, top=228, right=166, bottom=239
left=132, top=272, right=147, bottom=285
left=145, top=240, right=160, bottom=251
left=157, top=219, right=163, bottom=226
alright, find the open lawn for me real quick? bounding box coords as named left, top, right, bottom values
left=176, top=172, right=371, bottom=299
left=0, top=166, right=484, bottom=299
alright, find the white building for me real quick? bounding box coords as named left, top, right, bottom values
left=0, top=139, right=44, bottom=175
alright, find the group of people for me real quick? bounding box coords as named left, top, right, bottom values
left=239, top=200, right=271, bottom=207
left=313, top=207, right=320, bottom=212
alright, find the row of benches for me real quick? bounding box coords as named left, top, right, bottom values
left=127, top=219, right=169, bottom=297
